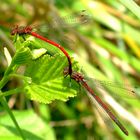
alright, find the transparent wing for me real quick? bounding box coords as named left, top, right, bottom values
left=87, top=91, right=118, bottom=135
left=86, top=78, right=140, bottom=99
left=51, top=10, right=90, bottom=27
left=36, top=10, right=91, bottom=32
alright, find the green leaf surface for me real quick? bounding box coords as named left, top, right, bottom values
left=0, top=110, right=56, bottom=140
left=24, top=54, right=78, bottom=104
left=12, top=47, right=32, bottom=65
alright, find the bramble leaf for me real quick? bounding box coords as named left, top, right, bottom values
left=12, top=47, right=32, bottom=65
left=24, top=54, right=78, bottom=104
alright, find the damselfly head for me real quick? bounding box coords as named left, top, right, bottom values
left=11, top=25, right=33, bottom=36
left=11, top=25, right=19, bottom=35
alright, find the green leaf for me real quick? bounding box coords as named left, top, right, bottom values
left=32, top=48, right=47, bottom=60
left=12, top=47, right=32, bottom=65
left=24, top=54, right=78, bottom=104
left=0, top=110, right=56, bottom=140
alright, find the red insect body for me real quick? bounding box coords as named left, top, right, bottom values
left=63, top=67, right=129, bottom=136
left=11, top=25, right=72, bottom=75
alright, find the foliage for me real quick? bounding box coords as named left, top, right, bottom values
left=0, top=110, right=56, bottom=140
left=0, top=0, right=140, bottom=140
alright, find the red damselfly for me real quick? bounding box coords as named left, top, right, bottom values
left=10, top=10, right=90, bottom=76
left=11, top=25, right=73, bottom=76
left=63, top=67, right=138, bottom=136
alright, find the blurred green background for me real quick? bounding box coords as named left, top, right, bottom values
left=0, top=0, right=140, bottom=140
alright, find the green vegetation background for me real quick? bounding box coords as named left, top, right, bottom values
left=0, top=0, right=140, bottom=140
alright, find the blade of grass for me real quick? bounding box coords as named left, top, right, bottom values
left=0, top=96, right=26, bottom=140
left=119, top=0, right=140, bottom=20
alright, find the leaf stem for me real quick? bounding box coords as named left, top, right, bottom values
left=0, top=52, right=26, bottom=139
left=0, top=96, right=26, bottom=140
left=0, top=87, right=23, bottom=97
